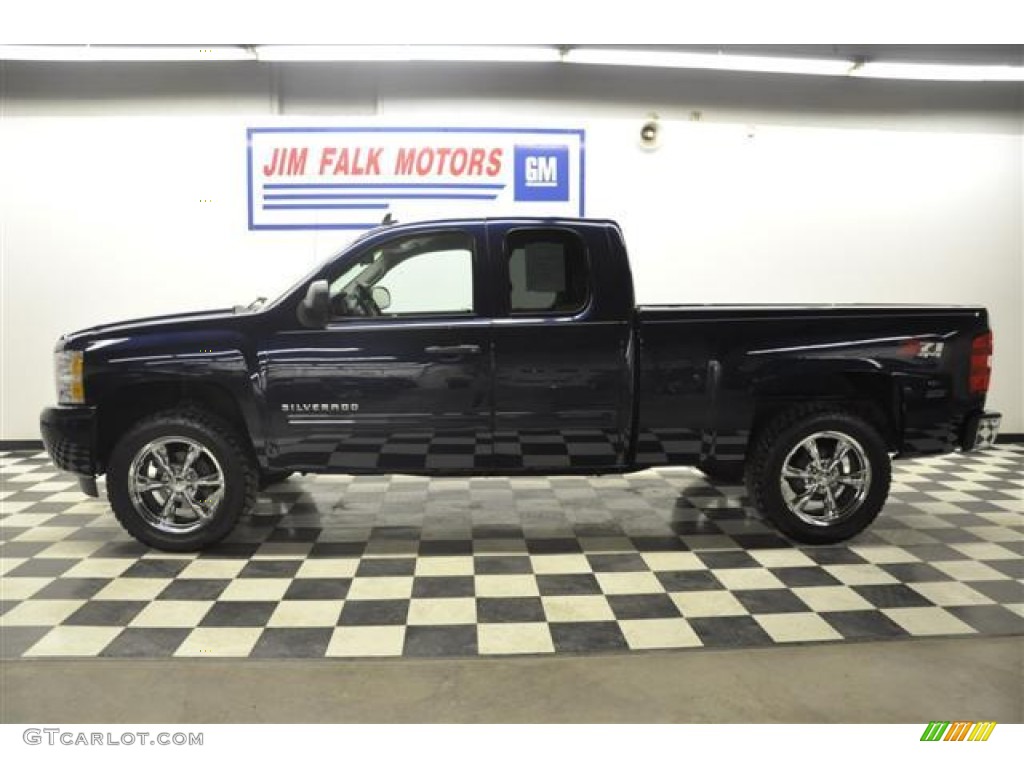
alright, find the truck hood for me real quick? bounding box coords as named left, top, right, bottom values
left=59, top=307, right=243, bottom=348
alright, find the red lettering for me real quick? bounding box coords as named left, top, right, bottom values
left=450, top=148, right=468, bottom=176
left=262, top=148, right=280, bottom=177
left=319, top=147, right=337, bottom=175
left=435, top=147, right=453, bottom=174
left=366, top=147, right=383, bottom=175
left=263, top=147, right=308, bottom=177
left=285, top=148, right=307, bottom=176
left=415, top=148, right=435, bottom=176
left=332, top=148, right=350, bottom=175
left=486, top=148, right=503, bottom=177
left=395, top=148, right=415, bottom=175
left=467, top=148, right=485, bottom=176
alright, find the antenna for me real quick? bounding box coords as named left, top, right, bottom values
left=381, top=212, right=396, bottom=226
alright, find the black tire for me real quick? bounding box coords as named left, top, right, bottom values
left=697, top=458, right=746, bottom=484
left=745, top=405, right=891, bottom=544
left=259, top=470, right=293, bottom=490
left=107, top=408, right=257, bottom=551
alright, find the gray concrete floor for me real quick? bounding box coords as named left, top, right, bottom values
left=2, top=636, right=1021, bottom=723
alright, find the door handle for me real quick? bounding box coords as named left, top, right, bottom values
left=424, top=344, right=482, bottom=356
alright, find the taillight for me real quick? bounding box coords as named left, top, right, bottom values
left=969, top=332, right=993, bottom=394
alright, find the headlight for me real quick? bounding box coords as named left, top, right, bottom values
left=55, top=350, right=85, bottom=404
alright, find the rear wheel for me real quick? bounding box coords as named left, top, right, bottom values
left=745, top=406, right=891, bottom=544
left=107, top=409, right=257, bottom=551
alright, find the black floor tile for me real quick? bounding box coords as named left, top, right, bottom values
left=536, top=574, right=602, bottom=596
left=355, top=558, right=416, bottom=577
left=6, top=559, right=78, bottom=578
left=963, top=580, right=1024, bottom=604
left=418, top=540, right=473, bottom=556
left=338, top=599, right=409, bottom=626
left=238, top=560, right=303, bottom=579
left=64, top=600, right=147, bottom=626
left=656, top=570, right=724, bottom=592
left=0, top=627, right=51, bottom=658
left=698, top=551, right=761, bottom=569
left=586, top=553, right=650, bottom=572
left=526, top=538, right=583, bottom=555
left=853, top=584, right=936, bottom=609
left=822, top=610, right=909, bottom=640
left=801, top=548, right=868, bottom=565
left=879, top=563, right=955, bottom=583
left=32, top=578, right=111, bottom=600
left=157, top=579, right=231, bottom=601
left=476, top=597, right=546, bottom=624
left=120, top=559, right=192, bottom=579
left=199, top=601, right=277, bottom=627
left=251, top=628, right=332, bottom=658
left=901, top=544, right=970, bottom=561
left=987, top=559, right=1024, bottom=579
left=688, top=616, right=774, bottom=648
left=607, top=593, right=681, bottom=620
left=403, top=625, right=477, bottom=657
left=284, top=578, right=351, bottom=600
left=946, top=605, right=1024, bottom=635
left=100, top=628, right=189, bottom=657
left=473, top=556, right=533, bottom=575
left=412, top=576, right=475, bottom=599
left=309, top=542, right=366, bottom=558
left=769, top=567, right=842, bottom=588
left=629, top=536, right=689, bottom=552
left=549, top=621, right=628, bottom=652
left=733, top=589, right=812, bottom=614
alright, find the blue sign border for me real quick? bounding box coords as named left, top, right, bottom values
left=246, top=126, right=586, bottom=231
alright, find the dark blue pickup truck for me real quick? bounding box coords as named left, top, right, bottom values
left=41, top=217, right=1001, bottom=550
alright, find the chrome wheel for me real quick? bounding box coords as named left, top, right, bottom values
left=127, top=436, right=224, bottom=534
left=779, top=430, right=872, bottom=527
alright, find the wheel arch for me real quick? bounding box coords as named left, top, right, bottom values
left=95, top=380, right=261, bottom=472
left=749, top=368, right=901, bottom=451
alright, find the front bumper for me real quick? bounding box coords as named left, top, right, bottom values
left=961, top=411, right=1001, bottom=452
left=40, top=405, right=98, bottom=476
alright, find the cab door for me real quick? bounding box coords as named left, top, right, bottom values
left=486, top=224, right=632, bottom=471
left=263, top=227, right=493, bottom=473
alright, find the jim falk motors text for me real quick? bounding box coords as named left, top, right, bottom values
left=262, top=146, right=506, bottom=177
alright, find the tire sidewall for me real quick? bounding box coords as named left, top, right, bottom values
left=108, top=414, right=248, bottom=550
left=758, top=412, right=891, bottom=543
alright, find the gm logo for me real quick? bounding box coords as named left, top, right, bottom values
left=514, top=145, right=569, bottom=202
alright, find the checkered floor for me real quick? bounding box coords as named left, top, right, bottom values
left=1, top=445, right=1021, bottom=659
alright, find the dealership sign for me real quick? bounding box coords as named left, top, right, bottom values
left=246, top=126, right=586, bottom=230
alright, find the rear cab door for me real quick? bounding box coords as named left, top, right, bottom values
left=485, top=220, right=635, bottom=470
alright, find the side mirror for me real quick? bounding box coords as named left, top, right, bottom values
left=297, top=279, right=330, bottom=328
left=371, top=285, right=392, bottom=311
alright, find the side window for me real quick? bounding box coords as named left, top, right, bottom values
left=327, top=231, right=474, bottom=319
left=506, top=229, right=589, bottom=315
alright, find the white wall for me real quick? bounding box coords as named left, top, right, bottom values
left=2, top=63, right=1021, bottom=439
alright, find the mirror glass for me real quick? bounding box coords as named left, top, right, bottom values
left=371, top=285, right=392, bottom=311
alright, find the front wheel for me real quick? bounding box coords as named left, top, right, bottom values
left=745, top=407, right=891, bottom=544
left=107, top=409, right=257, bottom=551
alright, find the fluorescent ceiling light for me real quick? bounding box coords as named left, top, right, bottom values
left=852, top=61, right=1024, bottom=82
left=564, top=48, right=853, bottom=77
left=254, top=45, right=561, bottom=63
left=0, top=45, right=253, bottom=61
left=1, top=44, right=1020, bottom=82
